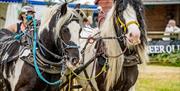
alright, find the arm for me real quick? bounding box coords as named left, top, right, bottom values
left=174, top=26, right=180, bottom=33
left=5, top=24, right=17, bottom=33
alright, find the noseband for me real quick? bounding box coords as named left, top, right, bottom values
left=116, top=16, right=140, bottom=34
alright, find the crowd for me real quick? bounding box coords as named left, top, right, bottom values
left=5, top=4, right=180, bottom=41
left=3, top=4, right=105, bottom=36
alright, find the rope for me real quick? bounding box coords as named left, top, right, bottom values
left=32, top=18, right=62, bottom=85
left=67, top=60, right=107, bottom=81
left=68, top=72, right=71, bottom=91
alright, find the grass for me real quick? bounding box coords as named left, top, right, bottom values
left=148, top=62, right=180, bottom=67
left=136, top=65, right=180, bottom=91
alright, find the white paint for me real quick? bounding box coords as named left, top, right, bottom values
left=7, top=59, right=24, bottom=91
left=148, top=45, right=180, bottom=54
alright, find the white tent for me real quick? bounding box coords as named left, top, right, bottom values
left=0, top=0, right=98, bottom=28
left=0, top=0, right=49, bottom=28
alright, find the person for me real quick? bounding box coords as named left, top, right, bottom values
left=97, top=6, right=105, bottom=27
left=6, top=5, right=36, bottom=33
left=6, top=5, right=39, bottom=46
left=81, top=17, right=96, bottom=38
left=163, top=19, right=180, bottom=40
left=83, top=17, right=92, bottom=28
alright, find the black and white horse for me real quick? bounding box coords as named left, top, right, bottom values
left=0, top=3, right=83, bottom=91
left=70, top=0, right=149, bottom=91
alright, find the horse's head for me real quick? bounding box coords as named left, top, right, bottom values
left=114, top=0, right=146, bottom=47
left=38, top=3, right=83, bottom=65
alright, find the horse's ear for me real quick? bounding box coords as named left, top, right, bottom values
left=61, top=3, right=68, bottom=16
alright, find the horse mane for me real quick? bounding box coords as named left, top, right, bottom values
left=38, top=5, right=82, bottom=42
left=100, top=5, right=124, bottom=91
left=38, top=4, right=75, bottom=42
left=100, top=0, right=148, bottom=90
left=38, top=5, right=59, bottom=35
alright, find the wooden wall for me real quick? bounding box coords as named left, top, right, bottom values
left=145, top=5, right=180, bottom=32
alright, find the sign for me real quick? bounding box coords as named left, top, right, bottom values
left=148, top=40, right=180, bottom=54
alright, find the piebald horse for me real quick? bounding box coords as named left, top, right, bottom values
left=69, top=0, right=148, bottom=91
left=0, top=3, right=83, bottom=91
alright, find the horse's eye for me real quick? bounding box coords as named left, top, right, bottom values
left=63, top=28, right=69, bottom=33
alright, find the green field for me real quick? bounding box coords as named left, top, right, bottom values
left=136, top=65, right=180, bottom=91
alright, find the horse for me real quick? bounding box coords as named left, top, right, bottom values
left=0, top=3, right=84, bottom=91
left=69, top=0, right=149, bottom=91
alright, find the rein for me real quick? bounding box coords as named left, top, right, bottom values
left=28, top=9, right=82, bottom=86
left=116, top=16, right=140, bottom=33
left=32, top=19, right=63, bottom=85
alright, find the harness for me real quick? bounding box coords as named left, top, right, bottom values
left=114, top=14, right=142, bottom=66
left=64, top=11, right=142, bottom=90
left=30, top=12, right=82, bottom=85
left=12, top=10, right=82, bottom=85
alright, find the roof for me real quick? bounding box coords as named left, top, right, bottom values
left=142, top=0, right=180, bottom=5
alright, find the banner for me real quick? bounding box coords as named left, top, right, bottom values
left=148, top=40, right=180, bottom=54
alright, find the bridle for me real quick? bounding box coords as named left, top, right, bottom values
left=79, top=12, right=140, bottom=60
left=38, top=10, right=82, bottom=62
left=114, top=14, right=140, bottom=34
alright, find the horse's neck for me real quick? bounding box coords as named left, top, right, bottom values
left=39, top=30, right=60, bottom=60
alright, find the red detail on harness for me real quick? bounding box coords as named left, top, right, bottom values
left=88, top=37, right=95, bottom=44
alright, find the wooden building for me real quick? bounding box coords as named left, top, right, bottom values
left=95, top=0, right=180, bottom=31
left=95, top=0, right=180, bottom=39
left=143, top=0, right=180, bottom=32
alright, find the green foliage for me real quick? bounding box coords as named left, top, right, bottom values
left=149, top=51, right=180, bottom=67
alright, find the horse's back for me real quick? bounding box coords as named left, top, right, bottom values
left=0, top=28, right=20, bottom=63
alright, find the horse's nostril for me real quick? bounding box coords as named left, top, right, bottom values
left=129, top=33, right=133, bottom=37
left=71, top=57, right=79, bottom=65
